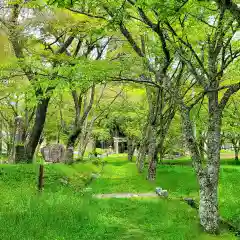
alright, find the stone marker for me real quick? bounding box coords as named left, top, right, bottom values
left=161, top=190, right=168, bottom=197
left=155, top=187, right=162, bottom=194
left=155, top=187, right=168, bottom=198
left=41, top=144, right=65, bottom=163
left=14, top=116, right=25, bottom=163
left=184, top=198, right=197, bottom=209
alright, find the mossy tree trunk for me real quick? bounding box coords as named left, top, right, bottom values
left=127, top=138, right=136, bottom=162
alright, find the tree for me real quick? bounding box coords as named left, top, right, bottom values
left=89, top=0, right=184, bottom=179
left=63, top=36, right=113, bottom=163
left=101, top=86, right=146, bottom=161
left=160, top=114, right=184, bottom=161
left=214, top=0, right=240, bottom=23
left=0, top=2, right=76, bottom=161
left=60, top=0, right=240, bottom=232
left=161, top=1, right=240, bottom=233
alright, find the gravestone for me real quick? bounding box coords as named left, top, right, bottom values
left=41, top=144, right=65, bottom=163
left=14, top=116, right=25, bottom=163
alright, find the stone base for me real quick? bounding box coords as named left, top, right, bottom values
left=15, top=145, right=26, bottom=163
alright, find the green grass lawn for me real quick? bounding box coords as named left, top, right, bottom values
left=0, top=156, right=239, bottom=239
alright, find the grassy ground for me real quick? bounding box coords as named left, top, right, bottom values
left=0, top=156, right=239, bottom=239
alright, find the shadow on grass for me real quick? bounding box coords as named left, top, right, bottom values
left=105, top=160, right=130, bottom=166
left=162, top=158, right=240, bottom=167
left=0, top=195, right=209, bottom=240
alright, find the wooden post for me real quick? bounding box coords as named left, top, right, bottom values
left=38, top=164, right=44, bottom=191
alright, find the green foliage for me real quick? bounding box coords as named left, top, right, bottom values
left=163, top=114, right=184, bottom=156
left=0, top=156, right=238, bottom=239
left=0, top=1, right=240, bottom=237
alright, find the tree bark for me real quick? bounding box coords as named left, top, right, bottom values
left=24, top=98, right=50, bottom=163
left=180, top=101, right=220, bottom=234
left=78, top=135, right=89, bottom=160
left=136, top=122, right=150, bottom=172
left=199, top=132, right=205, bottom=163
left=65, top=128, right=81, bottom=164
left=158, top=138, right=165, bottom=164
left=136, top=140, right=147, bottom=172
left=234, top=146, right=239, bottom=163
left=0, top=120, right=2, bottom=155
left=127, top=138, right=135, bottom=161
left=7, top=142, right=11, bottom=156
left=78, top=142, right=88, bottom=160
left=34, top=135, right=44, bottom=160
left=203, top=90, right=221, bottom=233
left=147, top=125, right=158, bottom=180
left=92, top=138, right=97, bottom=155
left=199, top=177, right=219, bottom=234
left=148, top=150, right=158, bottom=181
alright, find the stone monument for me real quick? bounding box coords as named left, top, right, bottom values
left=14, top=116, right=25, bottom=163
left=41, top=144, right=65, bottom=163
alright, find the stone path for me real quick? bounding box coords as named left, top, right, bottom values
left=93, top=192, right=160, bottom=199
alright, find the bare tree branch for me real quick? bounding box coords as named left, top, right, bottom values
left=165, top=21, right=209, bottom=79
left=119, top=23, right=145, bottom=57
left=219, top=81, right=240, bottom=112
left=66, top=7, right=107, bottom=20
left=112, top=77, right=160, bottom=88
left=215, top=0, right=240, bottom=23
left=0, top=94, right=10, bottom=101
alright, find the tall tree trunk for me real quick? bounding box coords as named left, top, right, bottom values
left=78, top=133, right=89, bottom=160
left=199, top=176, right=219, bottom=233
left=65, top=128, right=81, bottom=164
left=234, top=146, right=239, bottom=163
left=158, top=138, right=165, bottom=164
left=180, top=100, right=220, bottom=234
left=0, top=120, right=2, bottom=155
left=127, top=138, right=135, bottom=161
left=136, top=124, right=149, bottom=172
left=201, top=91, right=221, bottom=233
left=147, top=125, right=158, bottom=180
left=34, top=135, right=44, bottom=161
left=77, top=120, right=89, bottom=160
left=199, top=132, right=205, bottom=162
left=9, top=121, right=17, bottom=163
left=136, top=141, right=147, bottom=172
left=78, top=141, right=88, bottom=160
left=92, top=138, right=97, bottom=155
left=24, top=98, right=50, bottom=163
left=7, top=142, right=11, bottom=156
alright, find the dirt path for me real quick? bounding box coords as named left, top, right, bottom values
left=93, top=192, right=160, bottom=199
